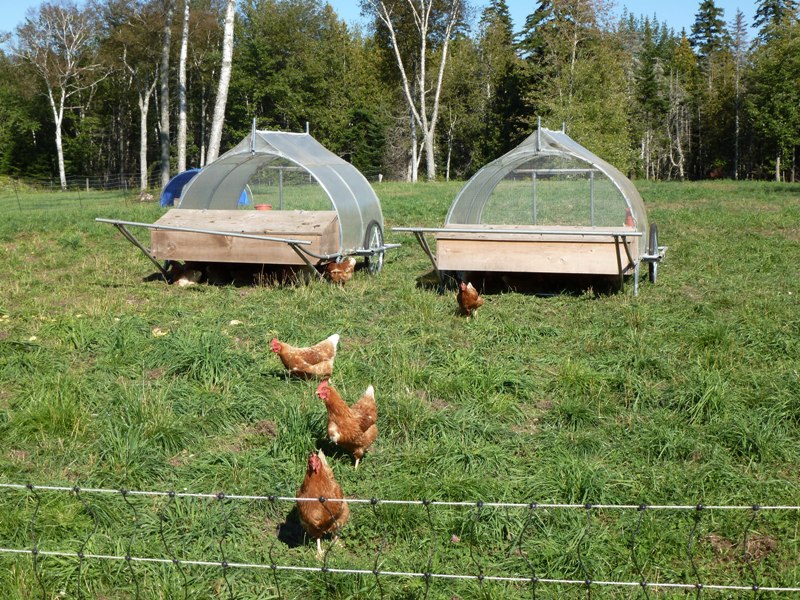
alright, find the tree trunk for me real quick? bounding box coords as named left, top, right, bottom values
left=138, top=80, right=157, bottom=191
left=200, top=85, right=207, bottom=167
left=139, top=93, right=149, bottom=190
left=207, top=0, right=236, bottom=164
left=776, top=154, right=781, bottom=182
left=48, top=89, right=67, bottom=190
left=423, top=132, right=435, bottom=181
left=409, top=112, right=418, bottom=182
left=159, top=0, right=175, bottom=189
left=177, top=0, right=190, bottom=173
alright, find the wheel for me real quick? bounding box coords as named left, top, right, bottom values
left=364, top=221, right=384, bottom=275
left=648, top=223, right=658, bottom=283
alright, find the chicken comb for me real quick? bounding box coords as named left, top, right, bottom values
left=316, top=379, right=331, bottom=398
left=269, top=338, right=281, bottom=353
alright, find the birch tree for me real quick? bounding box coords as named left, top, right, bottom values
left=102, top=0, right=162, bottom=190
left=363, top=0, right=463, bottom=181
left=159, top=0, right=175, bottom=188
left=13, top=1, right=106, bottom=189
left=206, top=0, right=236, bottom=164
left=177, top=0, right=190, bottom=173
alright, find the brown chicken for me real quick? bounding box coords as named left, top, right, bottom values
left=457, top=281, right=484, bottom=317
left=270, top=334, right=339, bottom=378
left=316, top=379, right=377, bottom=469
left=323, top=257, right=357, bottom=284
left=297, top=449, right=350, bottom=558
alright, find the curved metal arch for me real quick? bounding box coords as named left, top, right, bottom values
left=176, top=131, right=382, bottom=254
left=445, top=128, right=649, bottom=258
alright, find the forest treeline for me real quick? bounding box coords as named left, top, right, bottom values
left=1, top=0, right=799, bottom=187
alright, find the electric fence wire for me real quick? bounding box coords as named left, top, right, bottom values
left=1, top=482, right=799, bottom=596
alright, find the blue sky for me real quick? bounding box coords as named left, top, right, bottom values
left=2, top=0, right=758, bottom=40
left=332, top=1, right=757, bottom=36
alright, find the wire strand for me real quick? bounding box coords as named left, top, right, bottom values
left=0, top=547, right=797, bottom=593
left=2, top=483, right=798, bottom=511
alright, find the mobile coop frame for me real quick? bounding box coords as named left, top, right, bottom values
left=98, top=129, right=397, bottom=280
left=394, top=127, right=666, bottom=295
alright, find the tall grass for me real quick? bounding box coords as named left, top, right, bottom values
left=0, top=180, right=798, bottom=598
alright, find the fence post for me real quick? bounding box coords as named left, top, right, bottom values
left=12, top=178, right=21, bottom=211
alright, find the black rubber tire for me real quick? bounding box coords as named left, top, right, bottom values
left=364, top=221, right=384, bottom=275
left=648, top=223, right=658, bottom=284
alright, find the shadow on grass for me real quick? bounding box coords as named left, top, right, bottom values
left=278, top=506, right=306, bottom=548
left=315, top=437, right=353, bottom=466
left=415, top=269, right=624, bottom=298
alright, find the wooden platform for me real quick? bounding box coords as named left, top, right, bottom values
left=435, top=224, right=638, bottom=275
left=150, top=209, right=340, bottom=265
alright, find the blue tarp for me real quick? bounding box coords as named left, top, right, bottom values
left=160, top=169, right=202, bottom=207
left=161, top=168, right=251, bottom=208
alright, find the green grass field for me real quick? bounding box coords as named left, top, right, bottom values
left=0, top=180, right=798, bottom=599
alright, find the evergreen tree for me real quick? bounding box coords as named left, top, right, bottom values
left=0, top=49, right=46, bottom=176
left=475, top=0, right=524, bottom=163
left=746, top=15, right=800, bottom=180
left=689, top=0, right=729, bottom=60
left=754, top=0, right=799, bottom=40
left=518, top=0, right=632, bottom=169
left=633, top=18, right=672, bottom=178
left=731, top=9, right=749, bottom=178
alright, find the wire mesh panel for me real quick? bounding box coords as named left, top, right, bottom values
left=1, top=483, right=798, bottom=599
left=244, top=159, right=333, bottom=212
left=480, top=155, right=628, bottom=228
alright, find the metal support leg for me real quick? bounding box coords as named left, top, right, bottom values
left=634, top=262, right=640, bottom=297
left=613, top=235, right=624, bottom=292
left=288, top=243, right=323, bottom=280
left=113, top=224, right=171, bottom=282
left=414, top=231, right=442, bottom=285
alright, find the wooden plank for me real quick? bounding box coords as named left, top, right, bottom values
left=436, top=236, right=638, bottom=275
left=151, top=209, right=339, bottom=265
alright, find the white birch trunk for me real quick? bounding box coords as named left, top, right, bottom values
left=370, top=0, right=460, bottom=181
left=206, top=0, right=236, bottom=164
left=47, top=89, right=67, bottom=190
left=159, top=0, right=175, bottom=189
left=177, top=0, right=190, bottom=173
left=139, top=94, right=149, bottom=190
left=138, top=79, right=157, bottom=190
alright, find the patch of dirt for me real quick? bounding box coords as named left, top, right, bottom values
left=772, top=227, right=800, bottom=242
left=511, top=417, right=539, bottom=435
left=681, top=285, right=704, bottom=302
left=705, top=533, right=734, bottom=555
left=746, top=533, right=778, bottom=561
left=146, top=368, right=166, bottom=380
left=168, top=449, right=194, bottom=467
left=219, top=420, right=279, bottom=454
left=252, top=419, right=278, bottom=438
left=6, top=450, right=29, bottom=462
left=428, top=397, right=451, bottom=412
left=704, top=533, right=777, bottom=563
left=536, top=399, right=554, bottom=412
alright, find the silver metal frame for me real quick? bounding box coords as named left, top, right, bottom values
left=97, top=217, right=399, bottom=280
left=393, top=226, right=647, bottom=293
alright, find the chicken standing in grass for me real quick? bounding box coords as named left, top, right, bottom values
left=316, top=379, right=377, bottom=469
left=457, top=281, right=483, bottom=318
left=297, top=449, right=350, bottom=558
left=323, top=257, right=357, bottom=285
left=270, top=334, right=339, bottom=378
